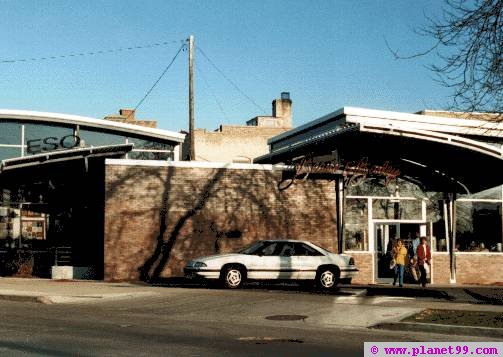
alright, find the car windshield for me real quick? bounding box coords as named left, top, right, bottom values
left=238, top=241, right=267, bottom=255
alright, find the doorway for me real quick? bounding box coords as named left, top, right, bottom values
left=375, top=223, right=422, bottom=282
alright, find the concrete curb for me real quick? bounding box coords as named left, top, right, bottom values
left=0, top=291, right=160, bottom=304
left=0, top=294, right=41, bottom=303
left=371, top=321, right=503, bottom=338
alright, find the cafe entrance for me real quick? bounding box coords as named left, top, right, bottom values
left=374, top=223, right=425, bottom=282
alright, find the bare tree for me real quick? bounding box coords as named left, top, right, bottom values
left=389, top=0, right=503, bottom=116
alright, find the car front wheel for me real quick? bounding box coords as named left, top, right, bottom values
left=221, top=266, right=245, bottom=289
left=316, top=267, right=339, bottom=290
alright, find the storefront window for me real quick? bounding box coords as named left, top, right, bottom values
left=372, top=199, right=422, bottom=220
left=24, top=123, right=74, bottom=155
left=24, top=123, right=74, bottom=144
left=78, top=129, right=126, bottom=147
left=459, top=185, right=502, bottom=200
left=0, top=121, right=21, bottom=145
left=345, top=198, right=368, bottom=251
left=425, top=197, right=447, bottom=251
left=456, top=201, right=502, bottom=252
left=127, top=136, right=174, bottom=151
left=129, top=151, right=173, bottom=161
left=0, top=147, right=22, bottom=161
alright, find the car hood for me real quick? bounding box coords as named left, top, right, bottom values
left=194, top=253, right=244, bottom=262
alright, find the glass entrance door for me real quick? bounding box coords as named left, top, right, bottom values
left=375, top=223, right=421, bottom=282
left=375, top=224, right=397, bottom=281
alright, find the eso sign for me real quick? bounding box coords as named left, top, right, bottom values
left=27, top=135, right=81, bottom=154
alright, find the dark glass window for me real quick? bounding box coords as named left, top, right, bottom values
left=345, top=198, right=369, bottom=251
left=127, top=136, right=174, bottom=151
left=24, top=123, right=75, bottom=156
left=24, top=123, right=74, bottom=144
left=78, top=129, right=126, bottom=147
left=241, top=241, right=280, bottom=256
left=129, top=151, right=173, bottom=161
left=294, top=243, right=323, bottom=256
left=0, top=147, right=22, bottom=161
left=279, top=242, right=295, bottom=256
left=456, top=201, right=502, bottom=252
left=0, top=121, right=21, bottom=145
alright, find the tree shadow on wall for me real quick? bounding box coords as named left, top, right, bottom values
left=105, top=163, right=336, bottom=283
left=138, top=167, right=226, bottom=282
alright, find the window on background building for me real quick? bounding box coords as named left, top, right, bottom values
left=456, top=201, right=503, bottom=252
left=345, top=198, right=368, bottom=251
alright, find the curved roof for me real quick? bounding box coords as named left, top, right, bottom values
left=256, top=107, right=503, bottom=194
left=0, top=109, right=185, bottom=143
left=269, top=107, right=503, bottom=145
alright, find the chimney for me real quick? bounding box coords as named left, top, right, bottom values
left=119, top=108, right=135, bottom=121
left=272, top=92, right=292, bottom=128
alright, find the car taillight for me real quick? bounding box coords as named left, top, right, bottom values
left=349, top=257, right=355, bottom=265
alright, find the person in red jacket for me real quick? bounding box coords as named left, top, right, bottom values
left=416, top=236, right=431, bottom=288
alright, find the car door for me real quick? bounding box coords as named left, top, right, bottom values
left=277, top=242, right=298, bottom=279
left=247, top=241, right=282, bottom=280
left=293, top=242, right=324, bottom=280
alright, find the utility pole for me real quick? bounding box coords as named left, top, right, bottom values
left=188, top=35, right=195, bottom=161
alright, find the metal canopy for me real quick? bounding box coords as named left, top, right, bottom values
left=255, top=109, right=503, bottom=194
left=0, top=143, right=133, bottom=173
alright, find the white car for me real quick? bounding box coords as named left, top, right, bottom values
left=184, top=239, right=358, bottom=290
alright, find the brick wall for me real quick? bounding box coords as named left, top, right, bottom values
left=431, top=253, right=451, bottom=284
left=455, top=253, right=503, bottom=284
left=348, top=252, right=373, bottom=284
left=104, top=162, right=337, bottom=281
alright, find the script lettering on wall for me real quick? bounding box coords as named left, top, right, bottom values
left=278, top=155, right=401, bottom=190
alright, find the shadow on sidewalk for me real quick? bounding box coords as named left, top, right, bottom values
left=366, top=286, right=454, bottom=300
left=463, top=288, right=503, bottom=305
left=149, top=277, right=355, bottom=296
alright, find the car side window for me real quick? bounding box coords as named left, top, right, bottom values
left=279, top=243, right=295, bottom=257
left=294, top=243, right=323, bottom=256
left=260, top=242, right=278, bottom=256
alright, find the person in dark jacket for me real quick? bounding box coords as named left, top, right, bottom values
left=416, top=236, right=431, bottom=288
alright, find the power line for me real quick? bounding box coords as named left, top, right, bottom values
left=195, top=62, right=230, bottom=123
left=196, top=46, right=266, bottom=114
left=127, top=43, right=186, bottom=119
left=0, top=40, right=185, bottom=64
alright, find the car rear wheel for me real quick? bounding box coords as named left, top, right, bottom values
left=316, top=267, right=339, bottom=290
left=221, top=266, right=245, bottom=289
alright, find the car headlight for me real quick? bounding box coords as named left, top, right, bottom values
left=193, top=262, right=207, bottom=268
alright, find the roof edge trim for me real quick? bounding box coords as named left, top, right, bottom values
left=0, top=109, right=185, bottom=143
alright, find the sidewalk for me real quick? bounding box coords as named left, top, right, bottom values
left=0, top=277, right=161, bottom=304
left=1, top=277, right=502, bottom=337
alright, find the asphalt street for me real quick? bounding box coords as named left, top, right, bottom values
left=0, top=286, right=501, bottom=356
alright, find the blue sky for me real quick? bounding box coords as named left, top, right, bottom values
left=1, top=0, right=449, bottom=132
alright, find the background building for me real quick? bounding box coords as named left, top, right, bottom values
left=182, top=93, right=293, bottom=163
